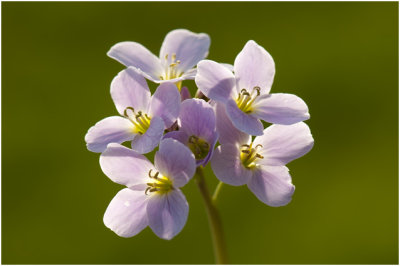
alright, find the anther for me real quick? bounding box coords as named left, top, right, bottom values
left=256, top=154, right=264, bottom=159
left=255, top=144, right=263, bottom=149
left=253, top=86, right=261, bottom=96
left=123, top=107, right=135, bottom=118
left=136, top=111, right=143, bottom=119
left=241, top=149, right=250, bottom=154
left=241, top=144, right=250, bottom=148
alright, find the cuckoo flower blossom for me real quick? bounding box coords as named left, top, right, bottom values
left=195, top=40, right=310, bottom=136
left=108, top=29, right=210, bottom=86
left=211, top=103, right=314, bottom=206
left=100, top=139, right=196, bottom=240
left=85, top=67, right=180, bottom=154
left=164, top=99, right=218, bottom=166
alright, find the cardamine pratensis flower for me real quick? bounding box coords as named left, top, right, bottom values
left=85, top=67, right=180, bottom=154
left=164, top=98, right=218, bottom=166
left=108, top=29, right=210, bottom=88
left=100, top=139, right=196, bottom=240
left=211, top=103, right=314, bottom=206
left=195, top=40, right=310, bottom=136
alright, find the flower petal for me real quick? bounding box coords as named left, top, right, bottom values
left=247, top=165, right=295, bottom=207
left=252, top=93, right=310, bottom=125
left=211, top=144, right=252, bottom=186
left=234, top=40, right=275, bottom=93
left=100, top=143, right=153, bottom=187
left=160, top=29, right=210, bottom=73
left=180, top=86, right=191, bottom=101
left=149, top=82, right=181, bottom=128
left=155, top=138, right=196, bottom=188
left=163, top=130, right=189, bottom=144
left=111, top=67, right=151, bottom=115
left=85, top=116, right=135, bottom=153
left=179, top=99, right=216, bottom=143
left=195, top=60, right=236, bottom=103
left=225, top=99, right=264, bottom=136
left=215, top=102, right=251, bottom=145
left=253, top=122, right=314, bottom=166
left=131, top=116, right=164, bottom=154
left=103, top=188, right=148, bottom=238
left=147, top=189, right=189, bottom=240
left=107, top=41, right=163, bottom=81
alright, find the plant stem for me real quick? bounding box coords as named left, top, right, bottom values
left=212, top=181, right=224, bottom=204
left=195, top=167, right=229, bottom=264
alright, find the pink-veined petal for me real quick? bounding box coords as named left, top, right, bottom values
left=247, top=165, right=295, bottom=207
left=131, top=116, right=164, bottom=154
left=107, top=41, right=163, bottom=80
left=100, top=143, right=153, bottom=187
left=103, top=188, right=148, bottom=238
left=147, top=189, right=189, bottom=240
left=253, top=122, right=314, bottom=166
left=160, top=29, right=210, bottom=73
left=195, top=60, right=236, bottom=103
left=252, top=93, right=310, bottom=125
left=211, top=144, right=252, bottom=186
left=226, top=99, right=264, bottom=136
left=149, top=82, right=181, bottom=129
left=85, top=116, right=135, bottom=153
left=234, top=40, right=275, bottom=94
left=111, top=67, right=151, bottom=115
left=155, top=138, right=196, bottom=188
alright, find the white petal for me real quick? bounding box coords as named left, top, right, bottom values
left=147, top=189, right=189, bottom=240
left=225, top=99, right=264, bottom=136
left=100, top=143, right=153, bottom=187
left=107, top=41, right=163, bottom=80
left=85, top=116, right=135, bottom=153
left=211, top=144, right=252, bottom=186
left=131, top=116, right=164, bottom=154
left=253, top=122, right=314, bottom=166
left=234, top=40, right=275, bottom=93
left=247, top=165, right=295, bottom=207
left=103, top=188, right=148, bottom=238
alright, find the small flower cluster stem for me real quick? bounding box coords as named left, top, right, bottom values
left=195, top=167, right=229, bottom=264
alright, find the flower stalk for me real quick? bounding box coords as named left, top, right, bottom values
left=195, top=167, right=229, bottom=264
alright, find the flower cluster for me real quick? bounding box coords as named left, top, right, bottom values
left=85, top=29, right=314, bottom=240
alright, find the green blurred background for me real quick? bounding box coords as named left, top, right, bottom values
left=2, top=2, right=398, bottom=264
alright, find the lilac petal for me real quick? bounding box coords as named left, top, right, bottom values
left=247, top=165, right=295, bottom=207
left=163, top=130, right=189, bottom=144
left=100, top=143, right=153, bottom=187
left=103, top=188, right=148, bottom=238
left=160, top=29, right=210, bottom=73
left=252, top=93, right=310, bottom=125
left=211, top=144, right=252, bottom=186
left=131, top=116, right=164, bottom=154
left=107, top=41, right=163, bottom=81
left=195, top=60, right=236, bottom=103
left=155, top=138, right=196, bottom=188
left=225, top=99, right=264, bottom=136
left=149, top=82, right=181, bottom=128
left=147, top=189, right=189, bottom=240
left=215, top=102, right=251, bottom=145
left=234, top=40, right=275, bottom=94
left=180, top=86, right=191, bottom=101
left=180, top=68, right=197, bottom=80
left=85, top=116, right=135, bottom=153
left=111, top=67, right=151, bottom=115
left=198, top=131, right=218, bottom=167
left=179, top=99, right=216, bottom=143
left=253, top=122, right=314, bottom=166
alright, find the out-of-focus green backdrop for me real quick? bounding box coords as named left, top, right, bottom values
left=2, top=2, right=398, bottom=264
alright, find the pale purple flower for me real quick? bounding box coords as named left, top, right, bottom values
left=211, top=103, right=314, bottom=206
left=164, top=99, right=218, bottom=166
left=100, top=138, right=196, bottom=240
left=195, top=40, right=310, bottom=136
left=85, top=67, right=180, bottom=154
left=108, top=29, right=210, bottom=85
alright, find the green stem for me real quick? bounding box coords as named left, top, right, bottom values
left=195, top=167, right=229, bottom=264
left=212, top=181, right=224, bottom=204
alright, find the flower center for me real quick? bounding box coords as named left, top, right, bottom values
left=145, top=169, right=173, bottom=195
left=240, top=142, right=264, bottom=169
left=123, top=107, right=151, bottom=135
left=187, top=135, right=210, bottom=160
left=160, top=53, right=182, bottom=81
left=235, top=86, right=261, bottom=114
